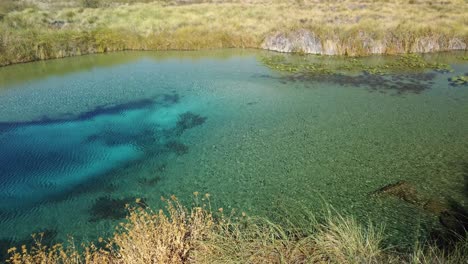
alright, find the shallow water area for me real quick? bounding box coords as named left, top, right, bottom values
left=0, top=50, right=467, bottom=255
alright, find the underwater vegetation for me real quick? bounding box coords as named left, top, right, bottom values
left=165, top=141, right=189, bottom=156
left=89, top=196, right=134, bottom=222
left=276, top=71, right=436, bottom=95
left=138, top=175, right=161, bottom=187
left=174, top=112, right=207, bottom=136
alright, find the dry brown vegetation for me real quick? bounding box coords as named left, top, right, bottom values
left=4, top=195, right=468, bottom=264
left=0, top=0, right=467, bottom=66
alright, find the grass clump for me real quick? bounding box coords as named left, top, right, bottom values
left=312, top=215, right=385, bottom=263
left=3, top=195, right=468, bottom=264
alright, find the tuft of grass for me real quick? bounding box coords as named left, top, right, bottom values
left=312, top=215, right=385, bottom=263
left=410, top=238, right=468, bottom=264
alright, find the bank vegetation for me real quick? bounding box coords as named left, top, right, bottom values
left=3, top=195, right=468, bottom=264
left=0, top=0, right=467, bottom=66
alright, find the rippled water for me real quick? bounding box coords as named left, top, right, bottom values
left=0, top=50, right=467, bottom=256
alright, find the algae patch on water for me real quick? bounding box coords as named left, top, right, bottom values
left=261, top=53, right=454, bottom=76
left=260, top=53, right=462, bottom=94
left=448, top=74, right=468, bottom=87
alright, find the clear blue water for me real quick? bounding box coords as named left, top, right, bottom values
left=0, top=50, right=467, bottom=256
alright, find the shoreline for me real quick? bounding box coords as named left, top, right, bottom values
left=0, top=36, right=466, bottom=68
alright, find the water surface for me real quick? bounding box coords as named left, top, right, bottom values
left=0, top=50, right=467, bottom=255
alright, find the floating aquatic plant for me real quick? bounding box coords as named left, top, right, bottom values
left=261, top=53, right=454, bottom=77
left=363, top=67, right=386, bottom=75
left=396, top=54, right=428, bottom=68
left=448, top=75, right=468, bottom=87
left=261, top=56, right=333, bottom=75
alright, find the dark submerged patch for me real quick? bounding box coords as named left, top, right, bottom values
left=86, top=128, right=159, bottom=150
left=175, top=112, right=207, bottom=135
left=139, top=175, right=161, bottom=186
left=162, top=93, right=180, bottom=105
left=0, top=93, right=181, bottom=133
left=165, top=141, right=189, bottom=156
left=280, top=71, right=437, bottom=94
left=89, top=196, right=135, bottom=222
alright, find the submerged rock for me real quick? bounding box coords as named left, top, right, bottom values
left=371, top=180, right=468, bottom=243
left=371, top=180, right=423, bottom=205
left=371, top=180, right=454, bottom=215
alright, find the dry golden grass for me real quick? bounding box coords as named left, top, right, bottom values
left=0, top=0, right=467, bottom=65
left=9, top=0, right=468, bottom=38
left=111, top=196, right=214, bottom=263
left=4, top=194, right=468, bottom=264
